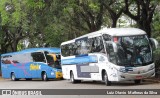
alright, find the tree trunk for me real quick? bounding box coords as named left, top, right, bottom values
left=123, top=0, right=156, bottom=38
left=112, top=19, right=117, bottom=28
left=137, top=20, right=151, bottom=38
left=11, top=40, right=18, bottom=52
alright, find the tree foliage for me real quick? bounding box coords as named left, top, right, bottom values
left=123, top=0, right=158, bottom=37
left=0, top=0, right=160, bottom=54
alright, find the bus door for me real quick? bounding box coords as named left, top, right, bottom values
left=105, top=41, right=118, bottom=79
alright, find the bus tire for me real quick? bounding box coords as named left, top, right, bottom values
left=11, top=73, right=18, bottom=81
left=42, top=72, right=48, bottom=81
left=134, top=79, right=141, bottom=84
left=70, top=71, right=76, bottom=83
left=76, top=80, right=81, bottom=83
left=60, top=77, right=64, bottom=80
left=103, top=71, right=111, bottom=86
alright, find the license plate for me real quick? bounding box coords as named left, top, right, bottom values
left=136, top=76, right=142, bottom=79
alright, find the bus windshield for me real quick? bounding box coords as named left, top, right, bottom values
left=115, top=35, right=153, bottom=66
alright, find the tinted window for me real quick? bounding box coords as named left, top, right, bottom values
left=116, top=35, right=152, bottom=66
left=61, top=44, right=73, bottom=57
left=44, top=51, right=54, bottom=64
left=75, top=37, right=89, bottom=55
left=31, top=52, right=46, bottom=63
left=91, top=36, right=105, bottom=53
left=61, top=45, right=65, bottom=56
left=61, top=36, right=105, bottom=57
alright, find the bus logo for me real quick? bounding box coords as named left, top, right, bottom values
left=30, top=64, right=41, bottom=70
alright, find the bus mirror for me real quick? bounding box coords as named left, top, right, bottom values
left=112, top=42, right=118, bottom=53
left=149, top=38, right=159, bottom=50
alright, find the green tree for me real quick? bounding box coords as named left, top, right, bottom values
left=103, top=0, right=124, bottom=27
left=0, top=0, right=30, bottom=52
left=123, top=0, right=159, bottom=37
left=152, top=6, right=160, bottom=40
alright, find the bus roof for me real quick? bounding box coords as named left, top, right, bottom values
left=101, top=28, right=146, bottom=36
left=79, top=28, right=146, bottom=38
left=61, top=28, right=146, bottom=45
left=1, top=47, right=60, bottom=56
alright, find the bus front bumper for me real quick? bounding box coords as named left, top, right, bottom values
left=117, top=69, right=155, bottom=81
left=55, top=72, right=63, bottom=79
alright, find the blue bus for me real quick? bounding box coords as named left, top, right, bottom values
left=1, top=48, right=63, bottom=81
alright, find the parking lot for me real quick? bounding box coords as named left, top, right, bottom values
left=0, top=77, right=160, bottom=98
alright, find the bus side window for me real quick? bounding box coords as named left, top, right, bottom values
left=1, top=55, right=12, bottom=64
left=61, top=45, right=66, bottom=57
left=64, top=44, right=70, bottom=57
left=68, top=43, right=73, bottom=56
left=73, top=43, right=78, bottom=55
left=2, top=59, right=11, bottom=64
left=31, top=52, right=46, bottom=63
left=75, top=38, right=89, bottom=55
left=91, top=36, right=104, bottom=53
left=2, top=55, right=19, bottom=64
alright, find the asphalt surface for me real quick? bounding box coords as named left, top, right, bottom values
left=0, top=77, right=160, bottom=98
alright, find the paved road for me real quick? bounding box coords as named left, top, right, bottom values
left=0, top=78, right=160, bottom=98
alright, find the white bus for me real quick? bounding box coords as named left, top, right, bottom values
left=60, top=28, right=158, bottom=86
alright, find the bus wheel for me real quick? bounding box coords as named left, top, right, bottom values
left=42, top=72, right=48, bottom=81
left=134, top=79, right=141, bottom=84
left=11, top=73, right=18, bottom=81
left=103, top=72, right=111, bottom=86
left=70, top=71, right=76, bottom=83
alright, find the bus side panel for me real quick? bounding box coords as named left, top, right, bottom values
left=61, top=55, right=98, bottom=80
left=62, top=65, right=76, bottom=80
left=104, top=62, right=120, bottom=81
left=36, top=63, right=44, bottom=78
left=1, top=63, right=26, bottom=79
left=12, top=63, right=26, bottom=79
left=25, top=62, right=37, bottom=78
left=46, top=68, right=56, bottom=79
left=1, top=64, right=11, bottom=78
left=29, top=62, right=46, bottom=78
left=36, top=63, right=57, bottom=79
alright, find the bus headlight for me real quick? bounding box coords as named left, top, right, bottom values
left=119, top=68, right=126, bottom=73
left=51, top=72, right=54, bottom=75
